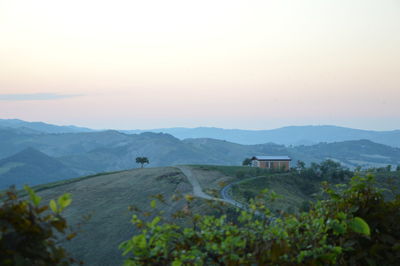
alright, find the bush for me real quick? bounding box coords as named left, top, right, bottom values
left=120, top=175, right=400, bottom=265
left=0, top=186, right=79, bottom=265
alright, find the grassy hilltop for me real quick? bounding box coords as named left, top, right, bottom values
left=29, top=166, right=236, bottom=265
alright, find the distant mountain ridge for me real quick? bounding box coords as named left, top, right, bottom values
left=0, top=118, right=94, bottom=134
left=2, top=119, right=400, bottom=147
left=123, top=126, right=400, bottom=147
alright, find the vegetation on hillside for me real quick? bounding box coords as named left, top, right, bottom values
left=0, top=186, right=79, bottom=265
left=120, top=175, right=400, bottom=265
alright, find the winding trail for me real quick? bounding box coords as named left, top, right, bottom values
left=177, top=166, right=245, bottom=209
left=178, top=166, right=274, bottom=220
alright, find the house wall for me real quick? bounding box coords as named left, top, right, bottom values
left=255, top=160, right=290, bottom=171
left=259, top=161, right=268, bottom=168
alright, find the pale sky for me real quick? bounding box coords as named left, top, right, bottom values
left=0, top=0, right=399, bottom=130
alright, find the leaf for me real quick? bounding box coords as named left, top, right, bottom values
left=172, top=260, right=182, bottom=266
left=50, top=199, right=58, bottom=213
left=150, top=216, right=161, bottom=227
left=349, top=217, right=370, bottom=236
left=150, top=199, right=156, bottom=209
left=331, top=222, right=346, bottom=235
left=134, top=234, right=147, bottom=249
left=57, top=193, right=72, bottom=210
left=24, top=185, right=42, bottom=207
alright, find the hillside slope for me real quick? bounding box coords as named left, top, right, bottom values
left=0, top=148, right=78, bottom=189
left=32, top=166, right=233, bottom=265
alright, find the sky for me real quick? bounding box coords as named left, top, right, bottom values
left=0, top=0, right=399, bottom=130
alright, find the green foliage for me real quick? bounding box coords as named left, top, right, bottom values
left=242, top=158, right=252, bottom=166
left=296, top=160, right=306, bottom=170
left=120, top=175, right=400, bottom=265
left=298, top=159, right=353, bottom=182
left=0, top=186, right=78, bottom=265
left=135, top=157, right=149, bottom=168
left=348, top=217, right=370, bottom=236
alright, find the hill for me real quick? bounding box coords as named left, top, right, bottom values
left=0, top=118, right=93, bottom=134
left=193, top=165, right=400, bottom=214
left=124, top=125, right=400, bottom=147
left=291, top=139, right=400, bottom=168
left=0, top=147, right=78, bottom=189
left=30, top=166, right=234, bottom=265
left=25, top=165, right=400, bottom=264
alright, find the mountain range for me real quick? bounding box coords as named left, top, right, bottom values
left=1, top=118, right=400, bottom=147
left=1, top=122, right=400, bottom=189
left=124, top=126, right=400, bottom=147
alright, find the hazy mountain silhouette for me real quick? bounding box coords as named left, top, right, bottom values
left=2, top=119, right=400, bottom=147
left=0, top=118, right=94, bottom=134
left=124, top=125, right=400, bottom=147
left=0, top=147, right=78, bottom=189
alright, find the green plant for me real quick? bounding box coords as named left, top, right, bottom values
left=0, top=186, right=79, bottom=265
left=120, top=175, right=400, bottom=265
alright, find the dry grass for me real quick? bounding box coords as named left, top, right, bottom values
left=35, top=167, right=192, bottom=265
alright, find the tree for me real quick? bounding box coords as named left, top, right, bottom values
left=296, top=160, right=306, bottom=170
left=242, top=158, right=252, bottom=166
left=397, top=165, right=400, bottom=172
left=136, top=157, right=149, bottom=168
left=386, top=164, right=392, bottom=172
left=0, top=186, right=79, bottom=265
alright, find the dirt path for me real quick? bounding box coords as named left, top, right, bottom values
left=177, top=166, right=244, bottom=209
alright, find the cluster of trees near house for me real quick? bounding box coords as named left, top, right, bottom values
left=1, top=162, right=399, bottom=265
left=361, top=164, right=400, bottom=173
left=244, top=156, right=400, bottom=179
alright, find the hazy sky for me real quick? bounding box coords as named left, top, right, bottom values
left=1, top=0, right=399, bottom=130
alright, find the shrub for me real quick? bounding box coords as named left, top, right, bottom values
left=0, top=186, right=79, bottom=265
left=120, top=175, right=400, bottom=265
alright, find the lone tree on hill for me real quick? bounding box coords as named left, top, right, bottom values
left=136, top=157, right=149, bottom=168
